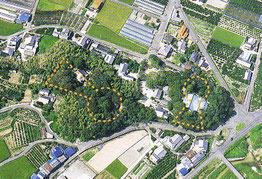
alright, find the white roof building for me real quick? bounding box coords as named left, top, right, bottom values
left=244, top=70, right=252, bottom=81
left=76, top=70, right=88, bottom=82
left=164, top=134, right=184, bottom=149
left=244, top=37, right=257, bottom=50
left=153, top=88, right=163, bottom=99
left=236, top=51, right=252, bottom=68
left=191, top=152, right=205, bottom=166
left=118, top=63, right=128, bottom=74
left=193, top=140, right=209, bottom=153
left=178, top=40, right=186, bottom=54
left=155, top=106, right=168, bottom=119
left=158, top=43, right=172, bottom=57
left=150, top=146, right=167, bottom=164
left=104, top=53, right=116, bottom=65
left=183, top=94, right=208, bottom=112
left=39, top=89, right=50, bottom=96
left=38, top=96, right=50, bottom=105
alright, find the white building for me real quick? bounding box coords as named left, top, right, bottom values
left=76, top=70, right=88, bottom=82
left=178, top=40, right=186, bottom=54
left=236, top=51, right=252, bottom=68
left=164, top=134, right=184, bottom=150
left=193, top=140, right=209, bottom=153
left=104, top=53, right=116, bottom=65
left=244, top=70, right=252, bottom=81
left=244, top=37, right=257, bottom=50
left=158, top=43, right=172, bottom=57
left=183, top=94, right=208, bottom=112
left=155, top=106, right=168, bottom=119
left=39, top=89, right=50, bottom=96
left=150, top=146, right=167, bottom=164
left=38, top=96, right=50, bottom=105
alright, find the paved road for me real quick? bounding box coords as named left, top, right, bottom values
left=245, top=42, right=262, bottom=112
left=149, top=0, right=175, bottom=54
left=26, top=0, right=39, bottom=29
left=176, top=1, right=232, bottom=99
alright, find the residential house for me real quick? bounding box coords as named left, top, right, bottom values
left=75, top=69, right=88, bottom=82
left=177, top=39, right=186, bottom=54
left=171, top=10, right=181, bottom=22
left=177, top=157, right=193, bottom=176
left=198, top=58, right=211, bottom=71
left=164, top=134, right=184, bottom=149
left=52, top=29, right=60, bottom=38
left=39, top=88, right=50, bottom=96
left=244, top=37, right=257, bottom=50
left=60, top=29, right=73, bottom=40
left=150, top=146, right=167, bottom=164
left=121, top=74, right=135, bottom=81
left=236, top=51, right=252, bottom=68
left=38, top=96, right=50, bottom=105
left=158, top=43, right=172, bottom=57
left=193, top=140, right=209, bottom=153
left=183, top=135, right=190, bottom=141
left=51, top=146, right=64, bottom=158
left=104, top=53, right=116, bottom=65
left=244, top=70, right=252, bottom=81
left=118, top=63, right=129, bottom=74
left=177, top=25, right=189, bottom=39
left=76, top=36, right=90, bottom=47
left=153, top=88, right=163, bottom=99
left=163, top=34, right=174, bottom=44
left=189, top=52, right=201, bottom=64
left=155, top=106, right=168, bottom=119
left=191, top=152, right=205, bottom=166
left=1, top=47, right=14, bottom=57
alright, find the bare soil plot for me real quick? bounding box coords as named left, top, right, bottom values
left=87, top=130, right=147, bottom=173
left=8, top=71, right=21, bottom=84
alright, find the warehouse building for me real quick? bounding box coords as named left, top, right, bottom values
left=0, top=0, right=31, bottom=13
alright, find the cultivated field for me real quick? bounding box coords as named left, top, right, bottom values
left=95, top=0, right=132, bottom=33
left=38, top=35, right=59, bottom=54
left=37, top=0, right=73, bottom=11
left=88, top=24, right=148, bottom=54
left=0, top=140, right=10, bottom=162
left=212, top=27, right=244, bottom=48
left=0, top=156, right=36, bottom=179
left=105, top=159, right=128, bottom=179
left=0, top=20, right=23, bottom=36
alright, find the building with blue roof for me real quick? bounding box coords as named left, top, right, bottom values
left=16, top=13, right=31, bottom=24
left=31, top=173, right=40, bottom=179
left=51, top=146, right=64, bottom=158
left=179, top=168, right=189, bottom=176
left=64, top=147, right=76, bottom=157
left=37, top=171, right=45, bottom=178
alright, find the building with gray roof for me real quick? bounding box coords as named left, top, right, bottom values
left=134, top=0, right=165, bottom=15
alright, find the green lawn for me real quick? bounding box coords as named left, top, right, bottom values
left=224, top=136, right=249, bottom=158
left=118, top=0, right=135, bottom=5
left=37, top=0, right=73, bottom=11
left=212, top=27, right=245, bottom=48
left=236, top=123, right=246, bottom=133
left=88, top=24, right=148, bottom=54
left=39, top=35, right=59, bottom=54
left=0, top=156, right=36, bottom=179
left=0, top=20, right=23, bottom=36
left=95, top=0, right=132, bottom=33
left=0, top=140, right=10, bottom=162
left=105, top=159, right=128, bottom=179
left=250, top=123, right=262, bottom=150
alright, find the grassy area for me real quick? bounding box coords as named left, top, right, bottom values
left=224, top=136, right=249, bottom=158
left=37, top=0, right=73, bottom=11
left=105, top=159, right=128, bottom=179
left=192, top=158, right=222, bottom=179
left=88, top=24, right=148, bottom=54
left=82, top=147, right=99, bottom=162
left=118, top=0, right=135, bottom=5
left=0, top=140, right=10, bottom=162
left=236, top=123, right=246, bottom=133
left=0, top=156, right=36, bottom=179
left=95, top=0, right=132, bottom=33
left=212, top=27, right=245, bottom=48
left=38, top=35, right=59, bottom=54
left=250, top=123, right=262, bottom=150
left=0, top=20, right=23, bottom=36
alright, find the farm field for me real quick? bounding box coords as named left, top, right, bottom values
left=212, top=27, right=244, bottom=48
left=105, top=159, right=128, bottom=179
left=251, top=59, right=262, bottom=111
left=224, top=136, right=248, bottom=158
left=119, top=0, right=134, bottom=5
left=0, top=140, right=10, bottom=162
left=37, top=0, right=73, bottom=11
left=88, top=24, right=148, bottom=54
left=39, top=35, right=59, bottom=54
left=0, top=20, right=23, bottom=36
left=26, top=145, right=49, bottom=168
left=145, top=152, right=177, bottom=179
left=0, top=156, right=36, bottom=179
left=95, top=0, right=132, bottom=33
